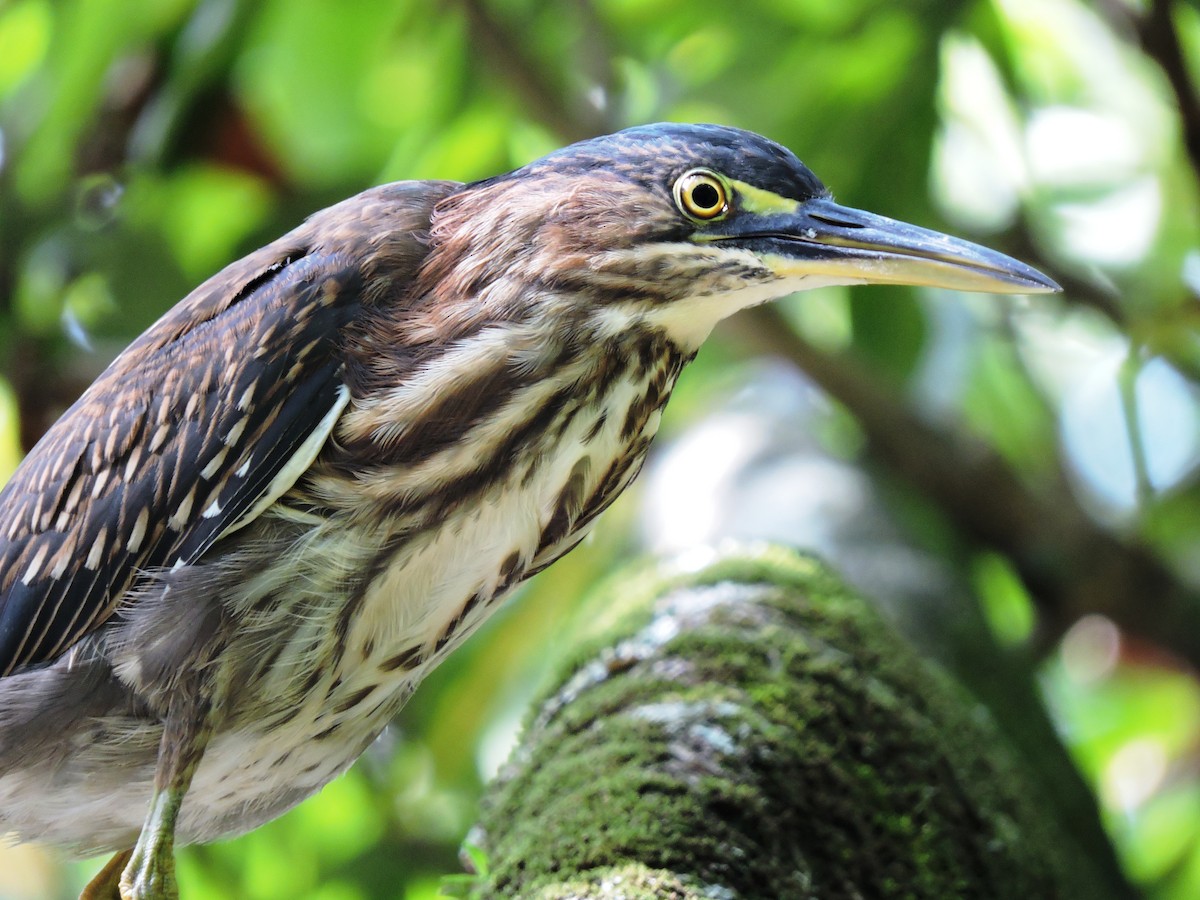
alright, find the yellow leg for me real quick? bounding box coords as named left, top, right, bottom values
left=119, top=786, right=186, bottom=900
left=118, top=694, right=212, bottom=900
left=80, top=848, right=132, bottom=900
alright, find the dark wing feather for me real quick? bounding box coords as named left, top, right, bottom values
left=0, top=180, right=456, bottom=675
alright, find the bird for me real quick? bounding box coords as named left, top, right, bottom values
left=0, top=123, right=1058, bottom=899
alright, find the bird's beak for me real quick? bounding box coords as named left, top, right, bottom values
left=709, top=195, right=1060, bottom=294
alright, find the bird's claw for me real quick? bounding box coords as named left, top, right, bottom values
left=118, top=853, right=179, bottom=900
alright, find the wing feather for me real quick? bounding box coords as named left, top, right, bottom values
left=0, top=260, right=358, bottom=673
left=0, top=179, right=455, bottom=674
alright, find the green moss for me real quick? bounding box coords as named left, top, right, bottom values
left=530, top=863, right=713, bottom=899
left=473, top=545, right=1087, bottom=898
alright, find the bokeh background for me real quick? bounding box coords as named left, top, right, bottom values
left=1, top=0, right=1199, bottom=897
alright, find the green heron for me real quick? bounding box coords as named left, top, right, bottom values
left=0, top=124, right=1057, bottom=899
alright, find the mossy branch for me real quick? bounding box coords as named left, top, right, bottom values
left=468, top=545, right=1131, bottom=900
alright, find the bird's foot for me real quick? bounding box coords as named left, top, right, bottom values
left=118, top=840, right=179, bottom=900
left=79, top=849, right=132, bottom=900
left=117, top=783, right=183, bottom=900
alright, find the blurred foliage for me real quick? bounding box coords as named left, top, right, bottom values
left=0, top=0, right=1198, bottom=898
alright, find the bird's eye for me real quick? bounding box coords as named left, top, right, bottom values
left=674, top=169, right=729, bottom=222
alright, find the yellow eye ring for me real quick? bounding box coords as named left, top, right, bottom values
left=674, top=169, right=729, bottom=221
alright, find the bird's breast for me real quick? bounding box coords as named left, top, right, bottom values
left=61, top=337, right=692, bottom=847
left=331, top=351, right=688, bottom=680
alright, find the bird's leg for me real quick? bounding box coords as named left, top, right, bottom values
left=80, top=848, right=132, bottom=899
left=118, top=692, right=213, bottom=900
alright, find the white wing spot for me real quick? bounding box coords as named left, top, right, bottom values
left=62, top=477, right=86, bottom=516
left=170, top=487, right=196, bottom=530
left=149, top=423, right=171, bottom=454
left=104, top=427, right=120, bottom=460
left=21, top=543, right=49, bottom=584
left=123, top=446, right=144, bottom=482
left=127, top=508, right=149, bottom=553
left=90, top=468, right=111, bottom=499
left=156, top=394, right=172, bottom=424
left=200, top=446, right=230, bottom=481
left=85, top=527, right=107, bottom=570
left=34, top=495, right=52, bottom=533
left=224, top=417, right=248, bottom=447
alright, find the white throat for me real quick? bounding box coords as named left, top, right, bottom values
left=595, top=273, right=868, bottom=350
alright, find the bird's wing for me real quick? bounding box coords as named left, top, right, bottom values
left=0, top=181, right=455, bottom=675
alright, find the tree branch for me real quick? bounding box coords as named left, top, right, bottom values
left=453, top=0, right=610, bottom=142
left=1096, top=0, right=1200, bottom=191
left=472, top=548, right=1132, bottom=899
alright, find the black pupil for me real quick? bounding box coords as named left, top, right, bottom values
left=691, top=181, right=720, bottom=210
